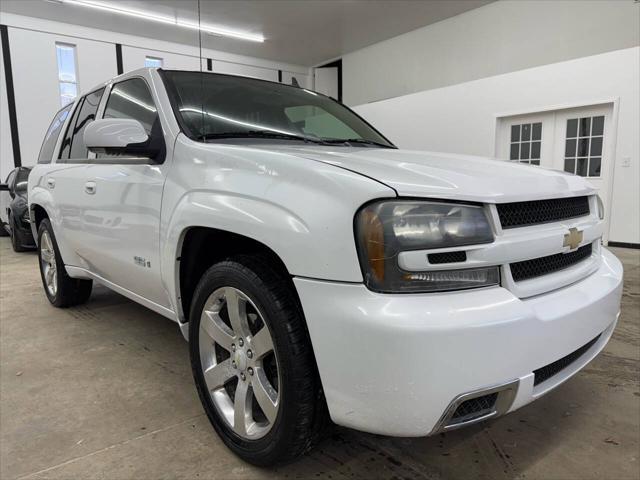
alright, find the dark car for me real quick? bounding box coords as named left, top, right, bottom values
left=0, top=167, right=35, bottom=252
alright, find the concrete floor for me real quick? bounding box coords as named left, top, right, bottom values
left=0, top=238, right=638, bottom=480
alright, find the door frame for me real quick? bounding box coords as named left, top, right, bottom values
left=493, top=98, right=620, bottom=243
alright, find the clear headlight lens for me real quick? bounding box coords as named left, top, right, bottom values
left=596, top=195, right=605, bottom=220
left=355, top=200, right=498, bottom=293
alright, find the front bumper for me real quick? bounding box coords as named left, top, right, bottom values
left=294, top=248, right=623, bottom=436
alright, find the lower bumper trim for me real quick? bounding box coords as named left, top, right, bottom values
left=431, top=379, right=519, bottom=434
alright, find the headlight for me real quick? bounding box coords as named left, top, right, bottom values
left=596, top=195, right=605, bottom=220
left=355, top=200, right=498, bottom=293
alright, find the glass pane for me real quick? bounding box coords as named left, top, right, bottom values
left=510, top=143, right=519, bottom=160
left=591, top=116, right=604, bottom=136
left=520, top=142, right=530, bottom=160
left=588, top=158, right=601, bottom=177
left=577, top=138, right=589, bottom=157
left=590, top=136, right=603, bottom=156
left=56, top=44, right=77, bottom=82
left=532, top=122, right=542, bottom=141
left=576, top=158, right=588, bottom=177
left=59, top=82, right=77, bottom=106
left=564, top=158, right=575, bottom=174
left=531, top=141, right=541, bottom=159
left=566, top=118, right=578, bottom=138
left=163, top=70, right=393, bottom=146
left=579, top=117, right=591, bottom=137
left=105, top=78, right=158, bottom=134
left=565, top=139, right=576, bottom=157
left=530, top=160, right=540, bottom=166
left=69, top=88, right=105, bottom=159
left=510, top=124, right=520, bottom=142
left=521, top=123, right=531, bottom=141
left=145, top=57, right=163, bottom=68
left=38, top=104, right=72, bottom=164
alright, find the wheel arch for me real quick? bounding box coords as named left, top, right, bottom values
left=176, top=226, right=293, bottom=325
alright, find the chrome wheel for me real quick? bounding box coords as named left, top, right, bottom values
left=40, top=231, right=57, bottom=297
left=199, top=287, right=280, bottom=440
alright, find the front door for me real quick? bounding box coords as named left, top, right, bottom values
left=497, top=103, right=614, bottom=241
left=80, top=77, right=170, bottom=308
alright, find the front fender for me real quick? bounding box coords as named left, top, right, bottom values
left=160, top=135, right=395, bottom=320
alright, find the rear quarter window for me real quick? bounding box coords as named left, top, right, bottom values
left=38, top=104, right=72, bottom=164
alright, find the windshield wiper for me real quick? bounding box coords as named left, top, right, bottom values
left=322, top=138, right=395, bottom=149
left=201, top=130, right=326, bottom=144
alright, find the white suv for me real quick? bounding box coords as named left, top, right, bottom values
left=28, top=68, right=623, bottom=465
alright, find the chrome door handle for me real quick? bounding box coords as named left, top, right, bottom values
left=46, top=178, right=55, bottom=189
left=84, top=181, right=96, bottom=195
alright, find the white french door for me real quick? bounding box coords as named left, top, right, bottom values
left=497, top=103, right=615, bottom=241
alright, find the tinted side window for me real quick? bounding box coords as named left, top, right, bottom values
left=38, top=104, right=72, bottom=164
left=68, top=88, right=105, bottom=159
left=104, top=79, right=158, bottom=134
left=59, top=98, right=84, bottom=160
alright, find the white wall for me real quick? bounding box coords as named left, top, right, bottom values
left=8, top=28, right=117, bottom=170
left=343, top=0, right=639, bottom=106
left=354, top=47, right=640, bottom=244
left=0, top=12, right=310, bottom=179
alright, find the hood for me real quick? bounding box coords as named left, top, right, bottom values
left=263, top=146, right=595, bottom=203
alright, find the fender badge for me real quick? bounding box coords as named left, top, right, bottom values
left=563, top=228, right=583, bottom=250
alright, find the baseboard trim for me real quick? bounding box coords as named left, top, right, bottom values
left=608, top=241, right=640, bottom=250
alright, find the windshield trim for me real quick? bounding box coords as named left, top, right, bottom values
left=157, top=69, right=396, bottom=149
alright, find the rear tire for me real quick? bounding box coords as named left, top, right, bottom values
left=189, top=255, right=327, bottom=466
left=0, top=220, right=9, bottom=237
left=38, top=219, right=92, bottom=307
left=9, top=213, right=29, bottom=252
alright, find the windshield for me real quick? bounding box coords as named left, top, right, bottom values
left=161, top=70, right=394, bottom=148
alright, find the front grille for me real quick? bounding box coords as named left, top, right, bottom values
left=534, top=335, right=601, bottom=386
left=510, top=243, right=592, bottom=282
left=428, top=251, right=467, bottom=264
left=497, top=196, right=590, bottom=229
left=450, top=392, right=498, bottom=423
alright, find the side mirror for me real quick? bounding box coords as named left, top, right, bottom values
left=84, top=118, right=159, bottom=160
left=0, top=184, right=8, bottom=192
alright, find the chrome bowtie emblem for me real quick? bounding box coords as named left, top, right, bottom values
left=563, top=228, right=583, bottom=250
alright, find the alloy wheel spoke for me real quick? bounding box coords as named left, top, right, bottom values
left=201, top=310, right=234, bottom=351
left=233, top=379, right=251, bottom=436
left=251, top=369, right=278, bottom=424
left=41, top=249, right=54, bottom=264
left=203, top=359, right=234, bottom=391
left=250, top=325, right=274, bottom=359
left=225, top=288, right=251, bottom=338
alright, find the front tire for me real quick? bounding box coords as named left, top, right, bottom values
left=38, top=219, right=92, bottom=307
left=189, top=255, right=326, bottom=466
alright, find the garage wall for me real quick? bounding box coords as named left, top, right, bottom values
left=0, top=12, right=310, bottom=179
left=342, top=0, right=639, bottom=106
left=353, top=47, right=640, bottom=245
left=7, top=28, right=117, bottom=172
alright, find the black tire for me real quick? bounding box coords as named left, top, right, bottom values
left=189, top=255, right=327, bottom=466
left=9, top=213, right=29, bottom=252
left=0, top=220, right=9, bottom=237
left=37, top=219, right=93, bottom=307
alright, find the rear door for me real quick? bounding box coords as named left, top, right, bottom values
left=46, top=88, right=105, bottom=267
left=78, top=77, right=170, bottom=308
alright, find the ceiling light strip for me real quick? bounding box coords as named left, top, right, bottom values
left=61, top=0, right=264, bottom=42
